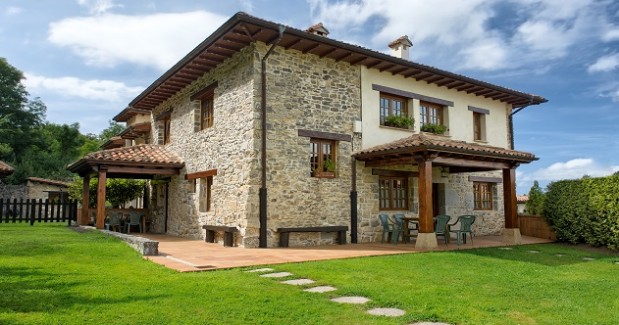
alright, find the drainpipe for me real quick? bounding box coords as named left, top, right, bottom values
left=508, top=95, right=534, bottom=149
left=259, top=25, right=286, bottom=248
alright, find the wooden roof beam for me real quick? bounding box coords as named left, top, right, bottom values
left=302, top=42, right=321, bottom=54
left=318, top=47, right=337, bottom=58
left=335, top=52, right=353, bottom=62
left=349, top=56, right=369, bottom=65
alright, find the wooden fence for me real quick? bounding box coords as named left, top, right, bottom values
left=519, top=215, right=556, bottom=240
left=0, top=198, right=78, bottom=225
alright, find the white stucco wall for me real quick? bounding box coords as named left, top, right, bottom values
left=360, top=67, right=511, bottom=149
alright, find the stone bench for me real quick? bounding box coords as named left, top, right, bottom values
left=202, top=225, right=238, bottom=247
left=277, top=226, right=348, bottom=247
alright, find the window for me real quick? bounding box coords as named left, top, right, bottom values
left=473, top=112, right=486, bottom=141
left=379, top=177, right=408, bottom=210
left=310, top=138, right=336, bottom=177
left=379, top=93, right=408, bottom=125
left=163, top=116, right=171, bottom=144
left=200, top=95, right=214, bottom=130
left=474, top=182, right=493, bottom=210
left=199, top=176, right=212, bottom=212
left=420, top=101, right=444, bottom=127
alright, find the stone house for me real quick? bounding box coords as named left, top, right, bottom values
left=68, top=12, right=546, bottom=249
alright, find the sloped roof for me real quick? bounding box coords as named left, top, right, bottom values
left=27, top=177, right=70, bottom=187
left=517, top=195, right=529, bottom=203
left=353, top=133, right=536, bottom=168
left=125, top=12, right=546, bottom=113
left=0, top=160, right=14, bottom=177
left=67, top=144, right=184, bottom=177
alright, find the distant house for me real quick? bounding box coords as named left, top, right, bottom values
left=69, top=12, right=546, bottom=248
left=25, top=177, right=70, bottom=202
left=0, top=161, right=14, bottom=178
left=517, top=195, right=529, bottom=215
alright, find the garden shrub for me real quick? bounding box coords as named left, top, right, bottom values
left=544, top=175, right=619, bottom=250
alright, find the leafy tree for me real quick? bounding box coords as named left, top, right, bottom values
left=525, top=180, right=545, bottom=216
left=99, top=121, right=125, bottom=143
left=68, top=177, right=145, bottom=208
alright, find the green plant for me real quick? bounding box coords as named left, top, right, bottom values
left=526, top=180, right=545, bottom=215
left=421, top=123, right=447, bottom=134
left=384, top=115, right=414, bottom=129
left=323, top=158, right=336, bottom=172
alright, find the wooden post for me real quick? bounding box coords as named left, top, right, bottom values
left=96, top=167, right=108, bottom=229
left=81, top=175, right=90, bottom=225
left=417, top=158, right=434, bottom=233
left=503, top=168, right=518, bottom=229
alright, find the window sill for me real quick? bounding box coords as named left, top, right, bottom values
left=312, top=171, right=336, bottom=178
left=420, top=131, right=451, bottom=137
left=474, top=139, right=488, bottom=143
left=379, top=125, right=415, bottom=132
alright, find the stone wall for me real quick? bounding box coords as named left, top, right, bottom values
left=255, top=42, right=361, bottom=247
left=149, top=46, right=259, bottom=244
left=0, top=183, right=27, bottom=200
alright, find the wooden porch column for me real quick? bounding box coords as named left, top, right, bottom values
left=80, top=174, right=90, bottom=225
left=96, top=166, right=108, bottom=229
left=502, top=167, right=522, bottom=244
left=415, top=157, right=438, bottom=249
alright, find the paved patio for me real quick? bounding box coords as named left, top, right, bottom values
left=141, top=233, right=553, bottom=272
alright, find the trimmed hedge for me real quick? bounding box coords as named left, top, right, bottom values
left=544, top=175, right=619, bottom=250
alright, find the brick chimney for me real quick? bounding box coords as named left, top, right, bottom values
left=388, top=35, right=413, bottom=60
left=306, top=22, right=329, bottom=37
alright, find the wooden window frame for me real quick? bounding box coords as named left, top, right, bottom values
left=420, top=101, right=444, bottom=127
left=473, top=112, right=483, bottom=141
left=200, top=95, right=214, bottom=130
left=473, top=182, right=493, bottom=210
left=310, top=138, right=336, bottom=178
left=379, top=176, right=409, bottom=211
left=199, top=176, right=213, bottom=212
left=379, top=93, right=409, bottom=125
left=163, top=116, right=171, bottom=144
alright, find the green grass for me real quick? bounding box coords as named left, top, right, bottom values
left=1, top=224, right=618, bottom=325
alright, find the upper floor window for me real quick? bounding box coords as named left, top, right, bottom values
left=163, top=116, right=171, bottom=144
left=473, top=112, right=484, bottom=141
left=420, top=101, right=444, bottom=127
left=200, top=95, right=214, bottom=130
left=380, top=93, right=409, bottom=126
left=310, top=138, right=336, bottom=178
left=473, top=182, right=493, bottom=210
left=379, top=176, right=408, bottom=210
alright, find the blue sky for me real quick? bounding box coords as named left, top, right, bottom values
left=1, top=0, right=618, bottom=193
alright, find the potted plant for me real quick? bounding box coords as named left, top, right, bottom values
left=384, top=115, right=414, bottom=129
left=421, top=123, right=447, bottom=135
left=320, top=158, right=336, bottom=178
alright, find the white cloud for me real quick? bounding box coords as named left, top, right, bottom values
left=4, top=6, right=22, bottom=16
left=588, top=53, right=619, bottom=73
left=77, top=0, right=121, bottom=15
left=518, top=158, right=619, bottom=189
left=23, top=73, right=143, bottom=102
left=48, top=11, right=228, bottom=71
left=308, top=0, right=613, bottom=71
left=602, top=29, right=619, bottom=42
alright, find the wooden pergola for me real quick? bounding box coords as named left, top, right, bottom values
left=352, top=134, right=537, bottom=249
left=67, top=144, right=184, bottom=228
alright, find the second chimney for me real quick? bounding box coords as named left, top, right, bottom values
left=388, top=35, right=413, bottom=60
left=306, top=22, right=329, bottom=37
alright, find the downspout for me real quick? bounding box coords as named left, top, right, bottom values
left=508, top=95, right=534, bottom=149
left=259, top=25, right=286, bottom=248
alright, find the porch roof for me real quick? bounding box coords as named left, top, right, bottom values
left=67, top=144, right=184, bottom=178
left=353, top=133, right=537, bottom=171
left=125, top=12, right=546, bottom=113
left=0, top=160, right=14, bottom=177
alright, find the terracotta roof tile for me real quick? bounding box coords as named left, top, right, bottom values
left=0, top=160, right=14, bottom=175
left=353, top=133, right=536, bottom=161
left=517, top=195, right=529, bottom=203
left=27, top=177, right=70, bottom=187
left=83, top=144, right=183, bottom=165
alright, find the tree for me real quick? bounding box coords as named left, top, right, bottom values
left=68, top=177, right=145, bottom=208
left=525, top=180, right=545, bottom=216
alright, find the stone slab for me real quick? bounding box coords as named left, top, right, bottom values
left=281, top=279, right=315, bottom=285
left=304, top=286, right=337, bottom=293
left=502, top=228, right=522, bottom=245
left=415, top=233, right=439, bottom=249
left=331, top=296, right=370, bottom=304
left=246, top=268, right=274, bottom=273
left=260, top=272, right=292, bottom=278
left=367, top=308, right=405, bottom=317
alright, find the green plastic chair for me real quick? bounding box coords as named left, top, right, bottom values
left=392, top=214, right=405, bottom=245
left=379, top=214, right=394, bottom=243
left=449, top=215, right=476, bottom=246
left=125, top=211, right=142, bottom=233
left=434, top=214, right=451, bottom=244
left=105, top=212, right=122, bottom=232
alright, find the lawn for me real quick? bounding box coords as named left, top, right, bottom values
left=1, top=224, right=618, bottom=325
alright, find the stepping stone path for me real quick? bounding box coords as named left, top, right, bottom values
left=555, top=254, right=565, bottom=257
left=367, top=307, right=406, bottom=317
left=304, top=286, right=337, bottom=293
left=409, top=322, right=452, bottom=325
left=331, top=296, right=370, bottom=304
left=260, top=272, right=292, bottom=278
left=527, top=250, right=540, bottom=253
left=498, top=247, right=513, bottom=250
left=246, top=268, right=273, bottom=273
left=615, top=261, right=619, bottom=265
left=582, top=257, right=595, bottom=261
left=248, top=268, right=405, bottom=318
left=282, top=279, right=315, bottom=285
